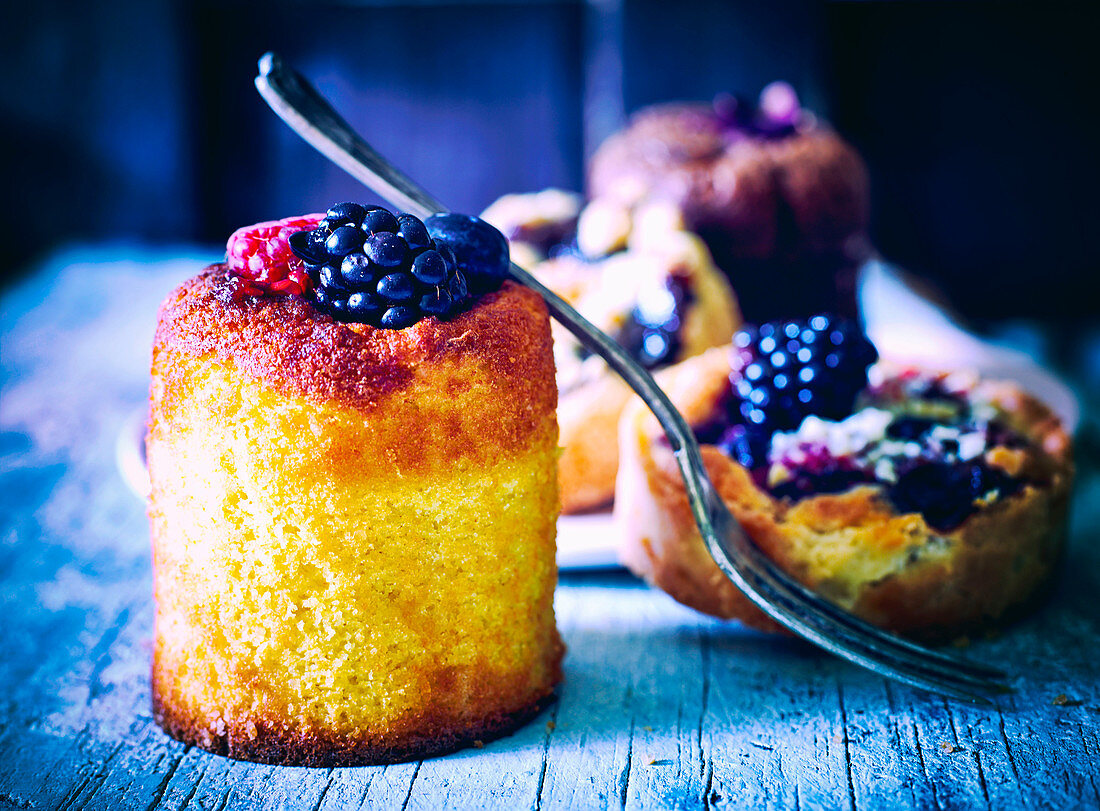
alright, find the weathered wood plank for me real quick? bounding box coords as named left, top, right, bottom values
left=701, top=634, right=854, bottom=810
left=537, top=581, right=648, bottom=809
left=2, top=252, right=1100, bottom=810
left=620, top=599, right=708, bottom=810
left=398, top=708, right=550, bottom=809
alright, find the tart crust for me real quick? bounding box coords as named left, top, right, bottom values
left=615, top=347, right=1074, bottom=639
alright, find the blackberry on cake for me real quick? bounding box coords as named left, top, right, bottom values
left=730, top=315, right=878, bottom=433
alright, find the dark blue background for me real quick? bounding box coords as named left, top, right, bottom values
left=4, top=0, right=1098, bottom=320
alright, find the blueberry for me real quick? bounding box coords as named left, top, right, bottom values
left=340, top=252, right=376, bottom=288
left=411, top=250, right=448, bottom=285
left=380, top=306, right=418, bottom=329
left=347, top=291, right=384, bottom=319
left=637, top=330, right=673, bottom=366
left=361, top=208, right=400, bottom=235
left=396, top=214, right=432, bottom=252
left=772, top=465, right=872, bottom=502
left=329, top=296, right=350, bottom=321
left=318, top=264, right=349, bottom=293
left=420, top=288, right=453, bottom=316
left=364, top=233, right=408, bottom=268
left=314, top=286, right=333, bottom=310
left=326, top=202, right=366, bottom=227
left=377, top=273, right=416, bottom=302
left=425, top=213, right=511, bottom=294
left=888, top=463, right=973, bottom=530
left=326, top=225, right=365, bottom=258
left=289, top=229, right=329, bottom=264
left=304, top=263, right=323, bottom=285
left=887, top=417, right=936, bottom=441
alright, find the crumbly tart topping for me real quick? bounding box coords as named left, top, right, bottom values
left=700, top=361, right=1041, bottom=531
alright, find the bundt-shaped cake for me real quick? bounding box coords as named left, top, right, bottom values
left=616, top=326, right=1073, bottom=640
left=587, top=84, right=871, bottom=322
left=483, top=192, right=741, bottom=513
left=148, top=208, right=563, bottom=765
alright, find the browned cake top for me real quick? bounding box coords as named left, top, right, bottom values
left=153, top=265, right=556, bottom=415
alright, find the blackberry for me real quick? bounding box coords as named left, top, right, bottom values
left=290, top=203, right=470, bottom=328
left=730, top=314, right=877, bottom=435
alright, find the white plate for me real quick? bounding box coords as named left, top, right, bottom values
left=860, top=260, right=1079, bottom=430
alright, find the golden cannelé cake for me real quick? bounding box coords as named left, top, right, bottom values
left=148, top=210, right=563, bottom=765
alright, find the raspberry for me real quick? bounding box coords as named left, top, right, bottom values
left=225, top=213, right=324, bottom=298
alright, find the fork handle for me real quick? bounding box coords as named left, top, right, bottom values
left=254, top=53, right=708, bottom=469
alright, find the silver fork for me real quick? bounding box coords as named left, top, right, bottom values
left=254, top=52, right=1010, bottom=703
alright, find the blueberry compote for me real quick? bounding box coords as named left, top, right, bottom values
left=567, top=271, right=695, bottom=375
left=616, top=273, right=695, bottom=370
left=290, top=203, right=508, bottom=330
left=694, top=319, right=1028, bottom=531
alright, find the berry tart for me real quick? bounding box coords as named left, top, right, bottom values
left=483, top=192, right=741, bottom=513
left=587, top=83, right=871, bottom=323
left=615, top=317, right=1073, bottom=639
left=147, top=204, right=563, bottom=765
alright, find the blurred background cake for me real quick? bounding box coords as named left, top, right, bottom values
left=587, top=83, right=870, bottom=322
left=483, top=192, right=741, bottom=511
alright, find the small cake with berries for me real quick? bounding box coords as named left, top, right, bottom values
left=616, top=316, right=1073, bottom=639
left=483, top=191, right=741, bottom=513
left=148, top=204, right=563, bottom=765
left=586, top=83, right=871, bottom=322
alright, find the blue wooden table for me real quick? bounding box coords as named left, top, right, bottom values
left=2, top=249, right=1098, bottom=810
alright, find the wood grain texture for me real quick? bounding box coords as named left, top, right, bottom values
left=1, top=250, right=1098, bottom=810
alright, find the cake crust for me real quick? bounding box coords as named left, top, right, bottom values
left=152, top=267, right=557, bottom=476
left=152, top=670, right=559, bottom=767
left=155, top=265, right=555, bottom=416
left=616, top=348, right=1074, bottom=639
